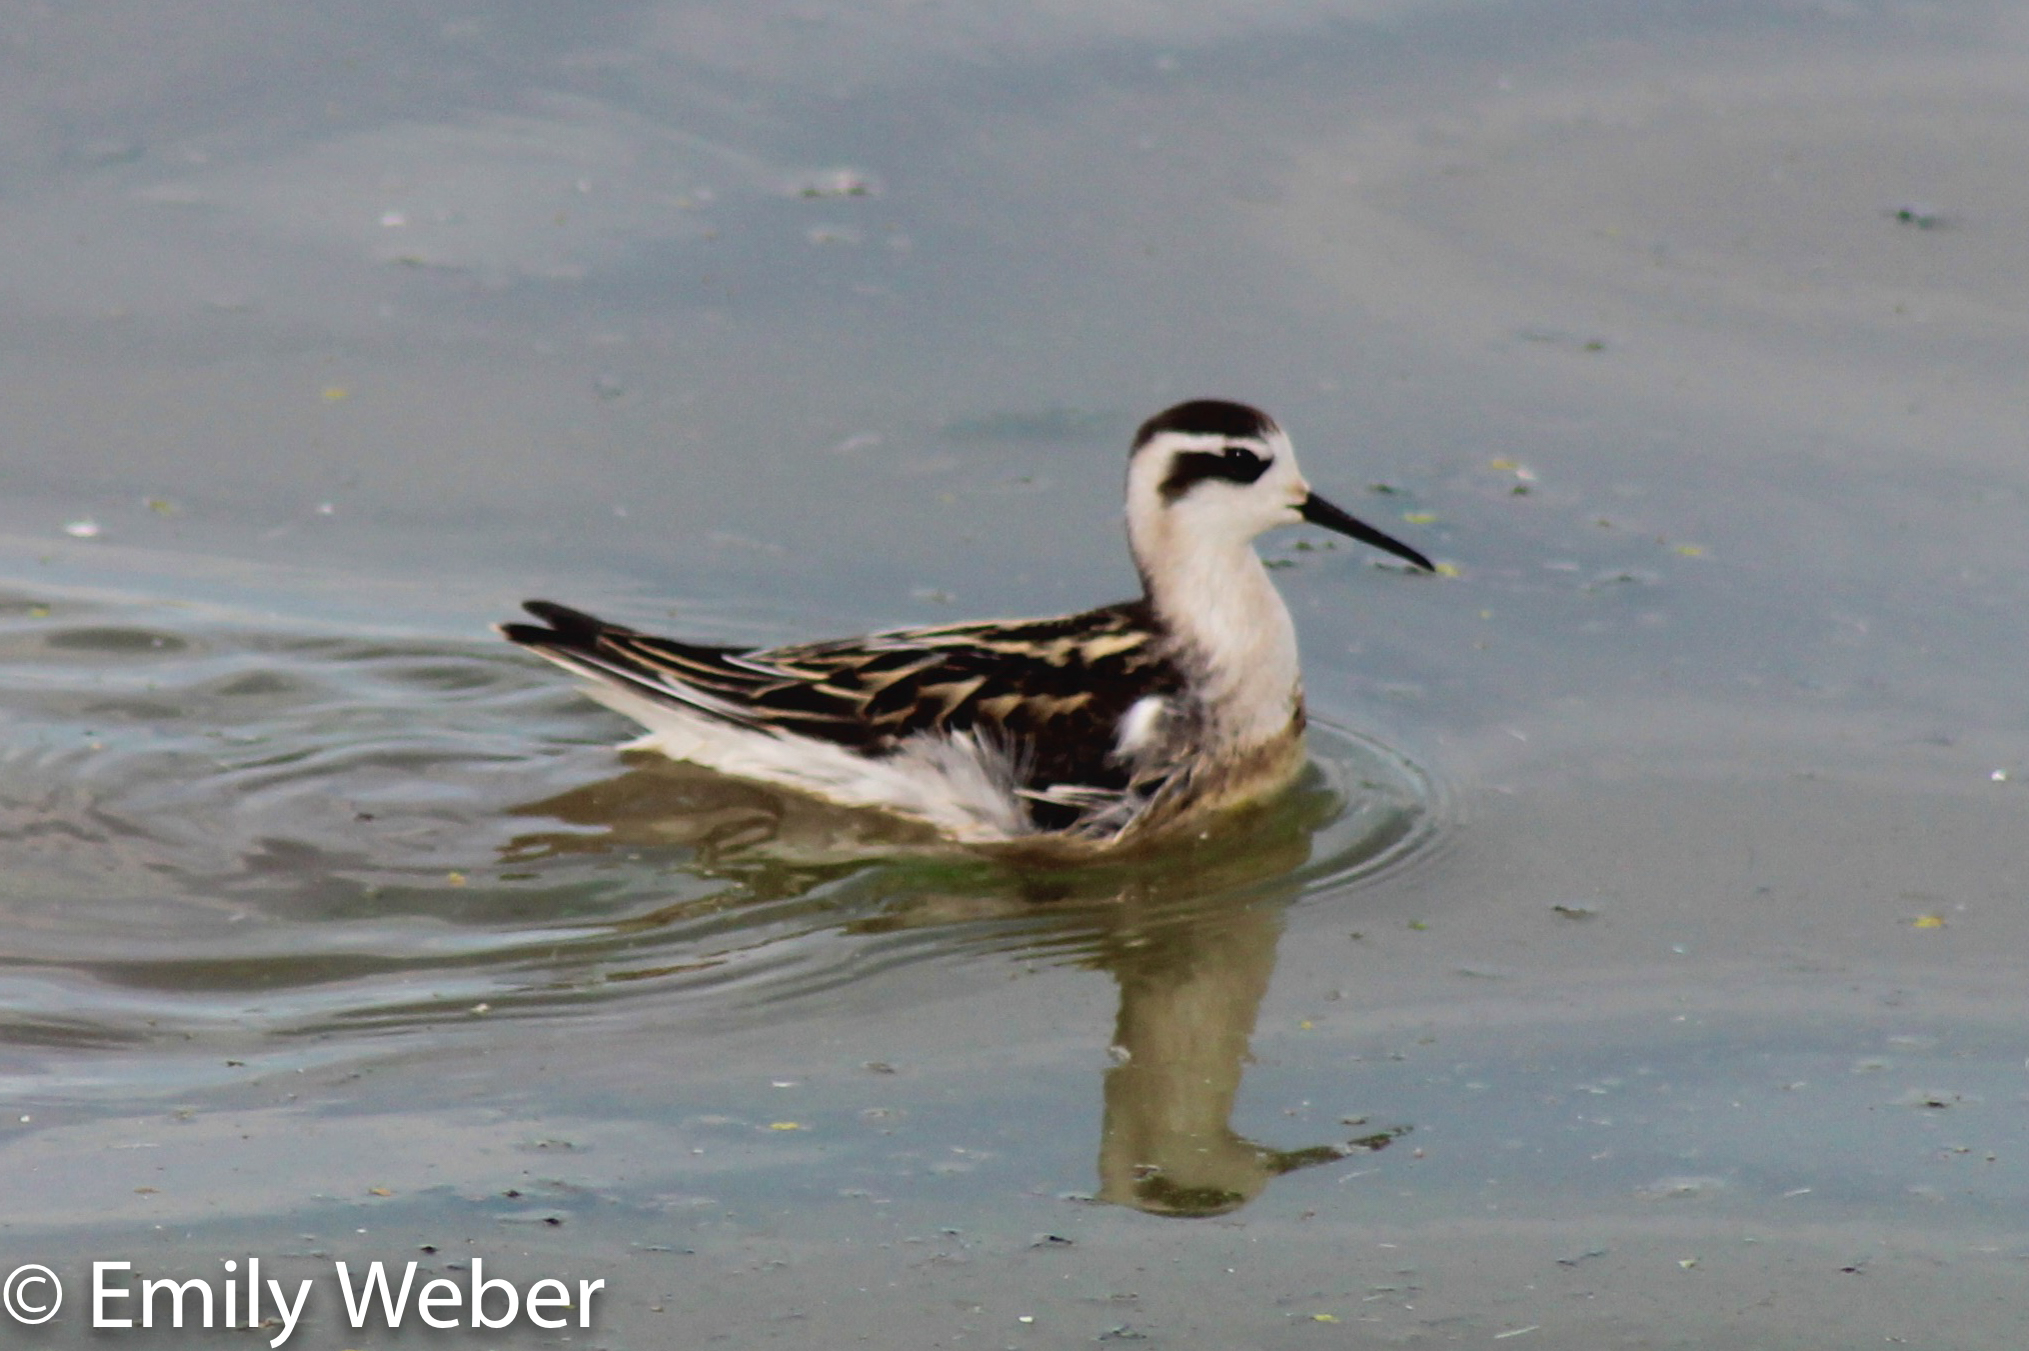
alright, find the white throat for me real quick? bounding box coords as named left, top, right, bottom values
left=1136, top=526, right=1303, bottom=749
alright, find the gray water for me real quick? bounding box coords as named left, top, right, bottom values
left=3, top=3, right=2028, bottom=1347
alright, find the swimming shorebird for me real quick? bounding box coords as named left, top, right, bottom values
left=501, top=400, right=1434, bottom=849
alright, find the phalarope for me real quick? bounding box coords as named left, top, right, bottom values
left=502, top=400, right=1434, bottom=848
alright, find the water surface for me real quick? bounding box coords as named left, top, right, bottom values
left=4, top=2, right=2029, bottom=1346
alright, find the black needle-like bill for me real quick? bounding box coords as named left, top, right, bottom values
left=1298, top=492, right=1436, bottom=572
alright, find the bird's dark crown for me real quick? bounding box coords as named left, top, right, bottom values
left=1132, top=400, right=1279, bottom=453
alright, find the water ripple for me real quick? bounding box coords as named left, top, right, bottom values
left=0, top=590, right=1450, bottom=1055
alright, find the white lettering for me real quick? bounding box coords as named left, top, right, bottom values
left=266, top=1276, right=311, bottom=1349
left=141, top=1277, right=214, bottom=1329
left=93, top=1261, right=133, bottom=1328
left=525, top=1277, right=568, bottom=1329
left=470, top=1258, right=517, bottom=1329
left=333, top=1260, right=417, bottom=1327
left=76, top=1255, right=601, bottom=1339
left=417, top=1277, right=461, bottom=1329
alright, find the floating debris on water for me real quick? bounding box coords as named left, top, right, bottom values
left=1489, top=457, right=1539, bottom=494
left=1347, top=1125, right=1410, bottom=1153
left=1585, top=569, right=1658, bottom=590
left=1517, top=326, right=1608, bottom=352
left=1888, top=204, right=1948, bottom=229
left=1636, top=1175, right=1727, bottom=1200
left=794, top=168, right=880, bottom=199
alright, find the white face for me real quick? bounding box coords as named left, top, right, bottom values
left=1126, top=425, right=1310, bottom=551
left=1123, top=401, right=1435, bottom=574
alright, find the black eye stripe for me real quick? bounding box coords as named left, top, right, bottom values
left=1158, top=444, right=1271, bottom=503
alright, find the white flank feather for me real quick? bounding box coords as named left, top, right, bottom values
left=583, top=681, right=1031, bottom=842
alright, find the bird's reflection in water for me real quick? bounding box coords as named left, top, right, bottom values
left=1082, top=822, right=1411, bottom=1217
left=505, top=745, right=1420, bottom=1218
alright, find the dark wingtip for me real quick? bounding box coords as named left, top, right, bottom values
left=502, top=600, right=631, bottom=651
left=499, top=621, right=562, bottom=648
left=1132, top=400, right=1278, bottom=452
left=523, top=600, right=625, bottom=635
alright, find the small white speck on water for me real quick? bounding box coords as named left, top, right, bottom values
left=1992, top=769, right=2009, bottom=782
left=64, top=519, right=101, bottom=538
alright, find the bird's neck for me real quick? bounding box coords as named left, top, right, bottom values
left=1139, top=534, right=1303, bottom=748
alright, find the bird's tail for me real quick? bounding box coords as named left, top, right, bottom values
left=497, top=599, right=628, bottom=652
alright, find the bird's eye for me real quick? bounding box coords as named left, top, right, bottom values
left=1156, top=441, right=1272, bottom=501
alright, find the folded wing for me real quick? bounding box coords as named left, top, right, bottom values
left=501, top=600, right=1189, bottom=831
